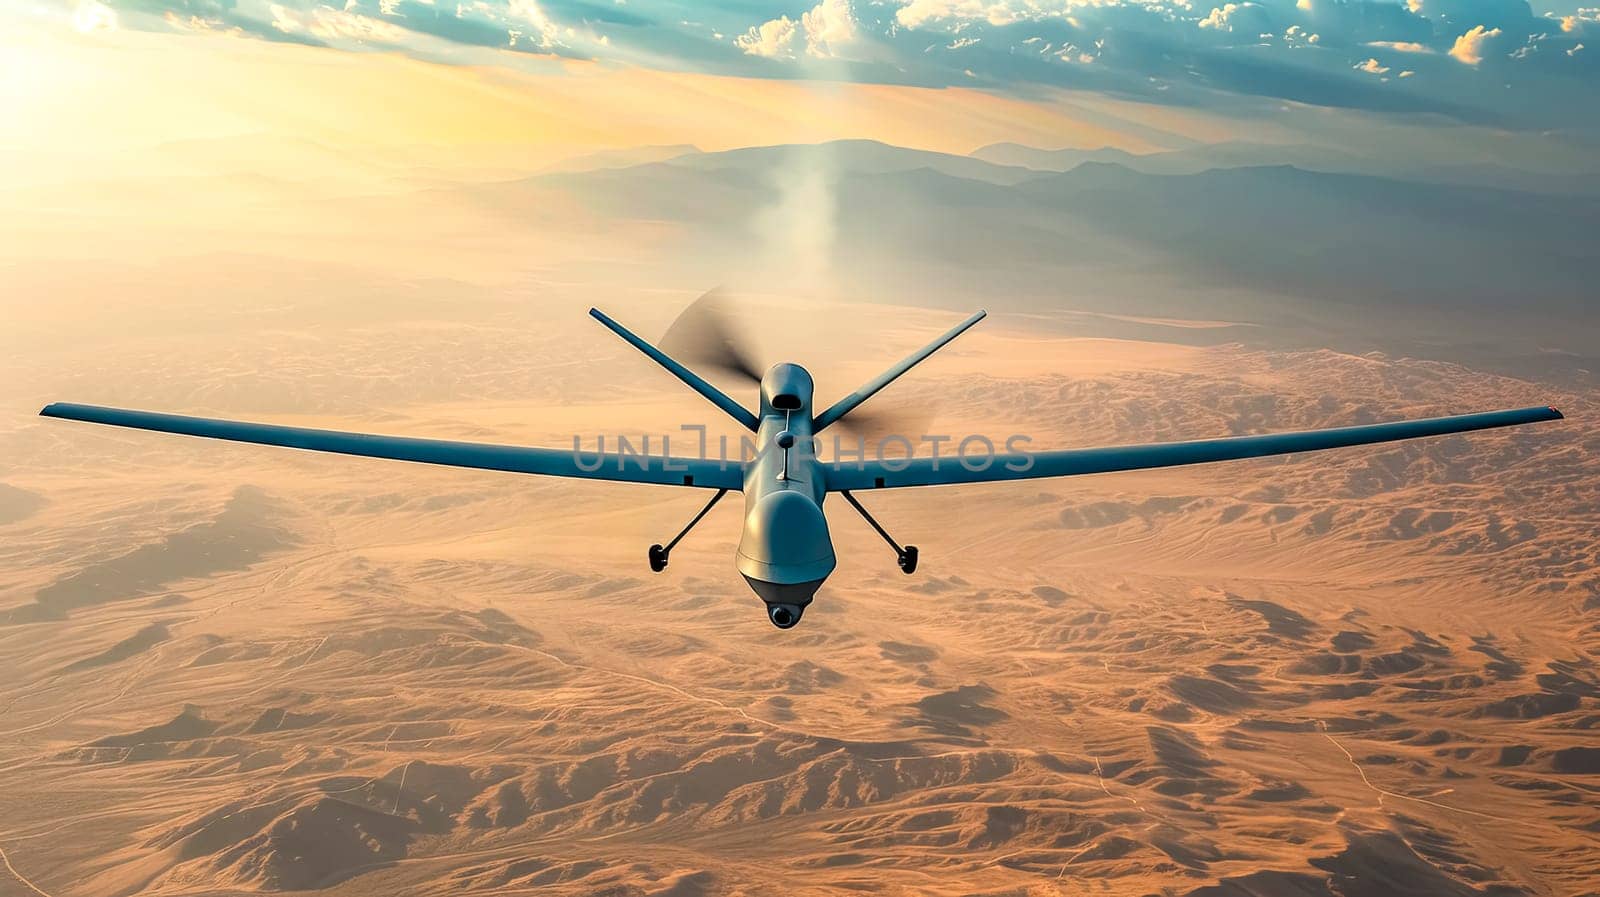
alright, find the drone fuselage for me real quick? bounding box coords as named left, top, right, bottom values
left=737, top=363, right=834, bottom=628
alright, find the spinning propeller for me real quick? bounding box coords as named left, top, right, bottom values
left=659, top=289, right=933, bottom=445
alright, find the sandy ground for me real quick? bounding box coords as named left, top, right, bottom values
left=0, top=292, right=1594, bottom=896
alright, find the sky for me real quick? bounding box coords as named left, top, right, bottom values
left=1, top=0, right=1597, bottom=198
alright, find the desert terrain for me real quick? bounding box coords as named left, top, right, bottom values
left=1, top=137, right=1596, bottom=896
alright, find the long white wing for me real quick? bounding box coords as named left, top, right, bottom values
left=824, top=405, right=1563, bottom=491
left=41, top=403, right=743, bottom=490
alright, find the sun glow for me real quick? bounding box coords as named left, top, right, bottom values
left=71, top=0, right=117, bottom=32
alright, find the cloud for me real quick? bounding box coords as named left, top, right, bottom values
left=1198, top=5, right=1230, bottom=29
left=739, top=0, right=859, bottom=60
left=269, top=2, right=303, bottom=32
left=1354, top=57, right=1389, bottom=73
left=737, top=15, right=800, bottom=58
left=1198, top=3, right=1271, bottom=34
left=1295, top=0, right=1430, bottom=47
left=1558, top=8, right=1598, bottom=33
left=1203, top=3, right=1260, bottom=31
left=23, top=0, right=1600, bottom=132
left=1367, top=40, right=1431, bottom=52
left=385, top=0, right=571, bottom=54
left=1284, top=24, right=1320, bottom=44
left=267, top=2, right=403, bottom=40
left=163, top=10, right=244, bottom=32
left=1449, top=24, right=1503, bottom=63
left=869, top=0, right=1590, bottom=124
left=507, top=0, right=562, bottom=48
left=894, top=0, right=1047, bottom=29
left=801, top=0, right=858, bottom=57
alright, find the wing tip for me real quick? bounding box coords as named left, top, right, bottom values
left=1547, top=405, right=1564, bottom=420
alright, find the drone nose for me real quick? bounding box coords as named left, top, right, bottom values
left=737, top=491, right=836, bottom=583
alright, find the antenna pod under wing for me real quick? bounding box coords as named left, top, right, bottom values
left=590, top=308, right=760, bottom=432
left=814, top=310, right=986, bottom=432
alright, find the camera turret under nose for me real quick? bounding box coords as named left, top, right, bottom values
left=766, top=603, right=803, bottom=628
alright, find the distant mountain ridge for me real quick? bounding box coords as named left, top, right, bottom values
left=538, top=144, right=702, bottom=175
left=503, top=139, right=1594, bottom=316
left=660, top=139, right=1041, bottom=186
left=386, top=137, right=1600, bottom=377
left=971, top=140, right=1600, bottom=196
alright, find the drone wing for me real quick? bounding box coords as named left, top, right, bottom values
left=824, top=405, right=1563, bottom=491
left=41, top=403, right=743, bottom=490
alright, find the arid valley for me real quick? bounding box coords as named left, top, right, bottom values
left=3, top=130, right=1598, bottom=896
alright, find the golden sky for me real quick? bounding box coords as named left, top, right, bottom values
left=6, top=6, right=1593, bottom=200
left=5, top=20, right=1290, bottom=176
left=3, top=0, right=1594, bottom=190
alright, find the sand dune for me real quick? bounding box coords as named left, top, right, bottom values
left=3, top=486, right=296, bottom=622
